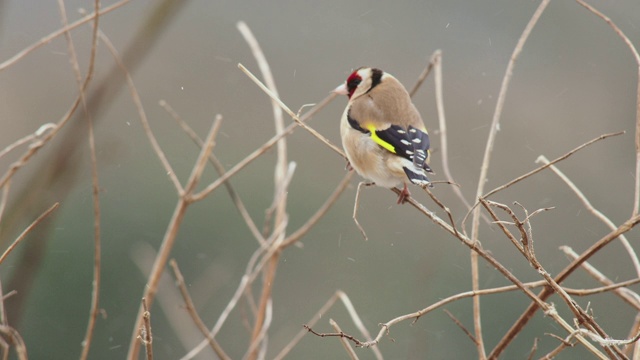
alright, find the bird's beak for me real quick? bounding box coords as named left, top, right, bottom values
left=332, top=83, right=348, bottom=96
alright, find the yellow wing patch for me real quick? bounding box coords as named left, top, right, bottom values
left=365, top=124, right=396, bottom=153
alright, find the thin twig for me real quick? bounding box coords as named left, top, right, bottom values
left=484, top=200, right=617, bottom=356
left=98, top=31, right=183, bottom=194
left=130, top=243, right=206, bottom=350
left=0, top=123, right=55, bottom=160
left=140, top=298, right=153, bottom=360
left=190, top=92, right=338, bottom=203
left=330, top=319, right=360, bottom=360
left=560, top=246, right=640, bottom=308
left=0, top=0, right=131, bottom=71
left=237, top=22, right=288, bottom=360
left=352, top=181, right=373, bottom=241
left=408, top=51, right=438, bottom=97
left=274, top=293, right=382, bottom=359
left=181, top=96, right=340, bottom=360
left=470, top=3, right=552, bottom=357
left=303, top=324, right=365, bottom=347
left=180, top=221, right=290, bottom=360
left=537, top=155, right=640, bottom=277
left=238, top=63, right=345, bottom=157
left=428, top=50, right=474, bottom=213
left=0, top=203, right=59, bottom=265
left=489, top=213, right=640, bottom=359
left=0, top=325, right=27, bottom=360
left=281, top=171, right=354, bottom=247
left=540, top=335, right=574, bottom=360
left=159, top=100, right=266, bottom=246
left=56, top=0, right=102, bottom=358
left=444, top=309, right=478, bottom=345
left=169, top=260, right=230, bottom=360
left=574, top=0, right=640, bottom=217
left=111, top=42, right=224, bottom=356
left=527, top=337, right=538, bottom=360
left=461, top=131, right=624, bottom=231
left=0, top=180, right=10, bottom=226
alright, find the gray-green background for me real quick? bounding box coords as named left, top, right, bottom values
left=1, top=0, right=639, bottom=358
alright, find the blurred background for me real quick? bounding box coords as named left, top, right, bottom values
left=1, top=0, right=640, bottom=358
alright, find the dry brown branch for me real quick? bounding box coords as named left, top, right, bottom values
left=238, top=63, right=345, bottom=157
left=341, top=189, right=604, bottom=355
left=101, top=19, right=224, bottom=357
left=483, top=200, right=620, bottom=357
left=352, top=181, right=374, bottom=241
left=0, top=0, right=131, bottom=72
left=0, top=124, right=56, bottom=160
left=236, top=22, right=288, bottom=360
left=0, top=89, right=87, bottom=191
left=330, top=319, right=360, bottom=360
left=125, top=113, right=222, bottom=360
left=628, top=314, right=640, bottom=358
left=444, top=309, right=478, bottom=345
left=244, top=298, right=273, bottom=360
left=0, top=325, right=27, bottom=360
left=55, top=0, right=103, bottom=358
left=537, top=155, right=640, bottom=277
left=139, top=298, right=153, bottom=360
left=190, top=92, right=338, bottom=203
left=159, top=100, right=266, bottom=246
left=460, top=131, right=624, bottom=236
left=423, top=186, right=460, bottom=237
left=0, top=202, right=59, bottom=265
left=469, top=2, right=552, bottom=355
left=303, top=324, right=365, bottom=347
left=0, top=281, right=6, bottom=327
left=540, top=335, right=574, bottom=360
left=169, top=259, right=230, bottom=360
left=489, top=214, right=640, bottom=359
left=181, top=221, right=292, bottom=359
left=130, top=243, right=205, bottom=350
left=574, top=0, right=640, bottom=217
left=274, top=290, right=382, bottom=360
left=527, top=337, right=538, bottom=360
left=427, top=50, right=474, bottom=213
left=560, top=246, right=640, bottom=308
left=281, top=171, right=354, bottom=247
left=98, top=32, right=182, bottom=194
left=0, top=180, right=10, bottom=226
left=408, top=51, right=437, bottom=97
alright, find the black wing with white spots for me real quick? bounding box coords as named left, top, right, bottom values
left=375, top=125, right=433, bottom=186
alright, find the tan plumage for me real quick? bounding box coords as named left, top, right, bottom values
left=335, top=67, right=432, bottom=203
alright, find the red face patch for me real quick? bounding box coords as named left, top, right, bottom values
left=345, top=71, right=362, bottom=98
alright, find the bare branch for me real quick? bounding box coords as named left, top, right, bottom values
left=303, top=324, right=365, bottom=347
left=574, top=0, right=640, bottom=217
left=330, top=319, right=360, bottom=360
left=159, top=100, right=266, bottom=246
left=0, top=203, right=59, bottom=265
left=139, top=298, right=153, bottom=360
left=469, top=2, right=552, bottom=355
left=0, top=0, right=131, bottom=72
left=238, top=63, right=345, bottom=157
left=444, top=309, right=478, bottom=345
left=169, top=260, right=230, bottom=360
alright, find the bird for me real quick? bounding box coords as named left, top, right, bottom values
left=334, top=67, right=433, bottom=204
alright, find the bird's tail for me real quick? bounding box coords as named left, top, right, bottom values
left=403, top=166, right=433, bottom=188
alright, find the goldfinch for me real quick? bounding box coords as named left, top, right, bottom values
left=334, top=67, right=433, bottom=204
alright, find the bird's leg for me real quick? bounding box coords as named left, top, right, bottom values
left=353, top=181, right=375, bottom=240
left=397, top=183, right=411, bottom=204
left=345, top=160, right=353, bottom=171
